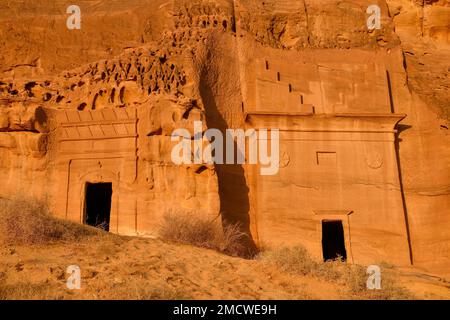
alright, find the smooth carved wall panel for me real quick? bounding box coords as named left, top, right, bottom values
left=54, top=108, right=138, bottom=233
left=251, top=130, right=411, bottom=265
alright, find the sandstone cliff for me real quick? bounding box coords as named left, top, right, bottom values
left=0, top=0, right=448, bottom=276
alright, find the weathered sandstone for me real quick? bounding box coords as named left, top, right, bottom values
left=0, top=0, right=448, bottom=276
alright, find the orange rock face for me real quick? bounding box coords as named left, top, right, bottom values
left=0, top=0, right=448, bottom=276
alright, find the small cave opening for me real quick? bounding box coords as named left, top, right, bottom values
left=322, top=220, right=347, bottom=262
left=84, top=182, right=112, bottom=231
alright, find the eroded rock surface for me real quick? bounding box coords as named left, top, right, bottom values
left=0, top=0, right=448, bottom=276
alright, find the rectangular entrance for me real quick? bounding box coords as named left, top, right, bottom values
left=85, top=182, right=112, bottom=231
left=322, top=220, right=347, bottom=261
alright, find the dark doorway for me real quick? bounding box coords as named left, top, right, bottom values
left=85, top=183, right=112, bottom=231
left=322, top=220, right=347, bottom=261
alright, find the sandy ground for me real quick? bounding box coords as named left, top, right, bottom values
left=1, top=235, right=449, bottom=300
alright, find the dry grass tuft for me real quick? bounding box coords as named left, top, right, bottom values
left=260, top=246, right=414, bottom=300
left=0, top=196, right=104, bottom=245
left=341, top=264, right=414, bottom=300
left=0, top=282, right=53, bottom=300
left=259, top=246, right=318, bottom=275
left=0, top=269, right=57, bottom=300
left=159, top=211, right=249, bottom=257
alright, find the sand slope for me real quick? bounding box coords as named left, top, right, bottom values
left=1, top=235, right=449, bottom=300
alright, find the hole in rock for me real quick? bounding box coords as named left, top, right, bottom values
left=84, top=182, right=112, bottom=231
left=322, top=220, right=347, bottom=262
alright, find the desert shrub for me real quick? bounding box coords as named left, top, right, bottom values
left=341, top=264, right=414, bottom=300
left=0, top=196, right=103, bottom=245
left=259, top=246, right=318, bottom=276
left=259, top=246, right=341, bottom=280
left=159, top=211, right=249, bottom=257
left=316, top=258, right=346, bottom=281
left=259, top=246, right=414, bottom=300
